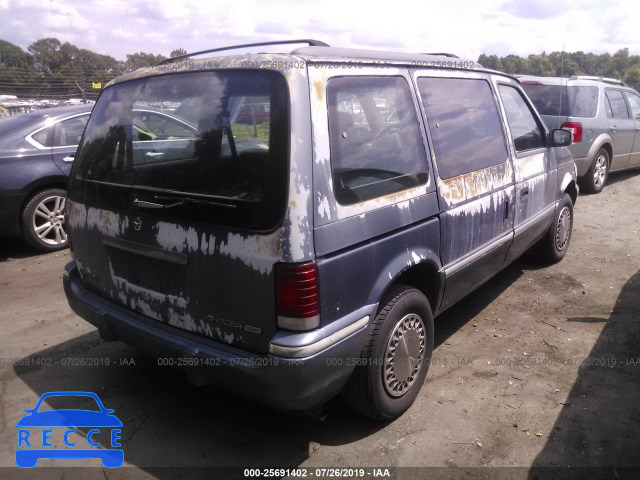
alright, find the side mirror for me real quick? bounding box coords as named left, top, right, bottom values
left=550, top=129, right=572, bottom=147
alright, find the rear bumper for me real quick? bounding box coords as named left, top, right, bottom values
left=63, top=262, right=369, bottom=414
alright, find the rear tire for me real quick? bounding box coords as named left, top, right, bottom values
left=536, top=193, right=574, bottom=264
left=20, top=188, right=68, bottom=252
left=580, top=147, right=609, bottom=194
left=342, top=285, right=434, bottom=420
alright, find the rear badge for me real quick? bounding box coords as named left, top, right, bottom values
left=206, top=315, right=262, bottom=335
left=133, top=217, right=142, bottom=231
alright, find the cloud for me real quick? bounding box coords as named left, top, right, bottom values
left=0, top=0, right=637, bottom=63
left=254, top=22, right=292, bottom=35
left=502, top=0, right=565, bottom=19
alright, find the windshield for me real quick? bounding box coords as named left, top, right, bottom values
left=72, top=70, right=289, bottom=231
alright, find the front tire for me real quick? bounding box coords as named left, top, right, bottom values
left=537, top=193, right=574, bottom=264
left=581, top=147, right=609, bottom=194
left=342, top=285, right=434, bottom=420
left=20, top=188, right=68, bottom=252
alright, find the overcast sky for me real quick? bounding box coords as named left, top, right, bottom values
left=1, top=0, right=638, bottom=61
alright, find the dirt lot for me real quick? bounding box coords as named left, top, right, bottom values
left=1, top=171, right=639, bottom=480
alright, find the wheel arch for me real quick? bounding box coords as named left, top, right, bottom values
left=561, top=176, right=578, bottom=205
left=586, top=135, right=613, bottom=167
left=372, top=248, right=444, bottom=316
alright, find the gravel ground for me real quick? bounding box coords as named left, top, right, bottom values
left=1, top=170, right=639, bottom=480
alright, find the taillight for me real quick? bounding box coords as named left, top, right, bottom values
left=561, top=122, right=582, bottom=143
left=275, top=261, right=320, bottom=331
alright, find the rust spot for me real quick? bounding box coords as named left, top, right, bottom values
left=313, top=79, right=324, bottom=102
left=440, top=162, right=511, bottom=206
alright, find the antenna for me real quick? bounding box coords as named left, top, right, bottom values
left=74, top=81, right=87, bottom=103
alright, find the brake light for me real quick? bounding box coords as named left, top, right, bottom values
left=275, top=261, right=320, bottom=331
left=561, top=122, right=582, bottom=143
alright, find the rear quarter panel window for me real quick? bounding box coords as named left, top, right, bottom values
left=327, top=76, right=428, bottom=205
left=418, top=77, right=508, bottom=179
left=31, top=126, right=54, bottom=147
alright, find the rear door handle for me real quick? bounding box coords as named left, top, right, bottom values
left=521, top=183, right=529, bottom=198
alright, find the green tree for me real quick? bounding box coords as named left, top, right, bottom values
left=624, top=65, right=640, bottom=91
left=500, top=54, right=527, bottom=74
left=478, top=54, right=502, bottom=71
left=0, top=40, right=35, bottom=96
left=527, top=54, right=554, bottom=76
left=125, top=52, right=167, bottom=70
left=28, top=37, right=65, bottom=73
left=170, top=48, right=187, bottom=58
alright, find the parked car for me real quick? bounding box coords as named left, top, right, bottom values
left=519, top=75, right=640, bottom=193
left=0, top=104, right=202, bottom=251
left=0, top=105, right=92, bottom=251
left=63, top=40, right=576, bottom=420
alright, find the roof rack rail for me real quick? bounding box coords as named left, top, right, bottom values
left=422, top=52, right=459, bottom=58
left=158, top=39, right=330, bottom=65
left=569, top=75, right=626, bottom=86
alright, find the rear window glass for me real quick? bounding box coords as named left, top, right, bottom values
left=418, top=77, right=508, bottom=179
left=73, top=71, right=289, bottom=231
left=327, top=76, right=428, bottom=205
left=521, top=84, right=598, bottom=118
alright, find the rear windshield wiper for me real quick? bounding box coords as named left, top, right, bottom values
left=133, top=196, right=236, bottom=210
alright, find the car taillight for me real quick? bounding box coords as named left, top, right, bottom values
left=561, top=122, right=582, bottom=143
left=275, top=261, right=320, bottom=331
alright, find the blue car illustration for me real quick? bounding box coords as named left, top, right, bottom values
left=16, top=391, right=123, bottom=468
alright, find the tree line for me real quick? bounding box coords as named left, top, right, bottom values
left=1, top=37, right=639, bottom=100
left=0, top=38, right=185, bottom=100
left=479, top=49, right=640, bottom=89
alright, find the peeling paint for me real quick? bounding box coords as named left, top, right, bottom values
left=318, top=195, right=331, bottom=219
left=438, top=162, right=512, bottom=208
left=67, top=200, right=129, bottom=237
left=513, top=152, right=545, bottom=182
left=107, top=260, right=198, bottom=333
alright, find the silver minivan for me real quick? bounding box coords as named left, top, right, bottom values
left=64, top=40, right=576, bottom=420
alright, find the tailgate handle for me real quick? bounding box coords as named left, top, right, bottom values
left=103, top=237, right=188, bottom=266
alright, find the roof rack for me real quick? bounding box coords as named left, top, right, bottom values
left=422, top=52, right=459, bottom=58
left=569, top=75, right=626, bottom=86
left=158, top=39, right=330, bottom=65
